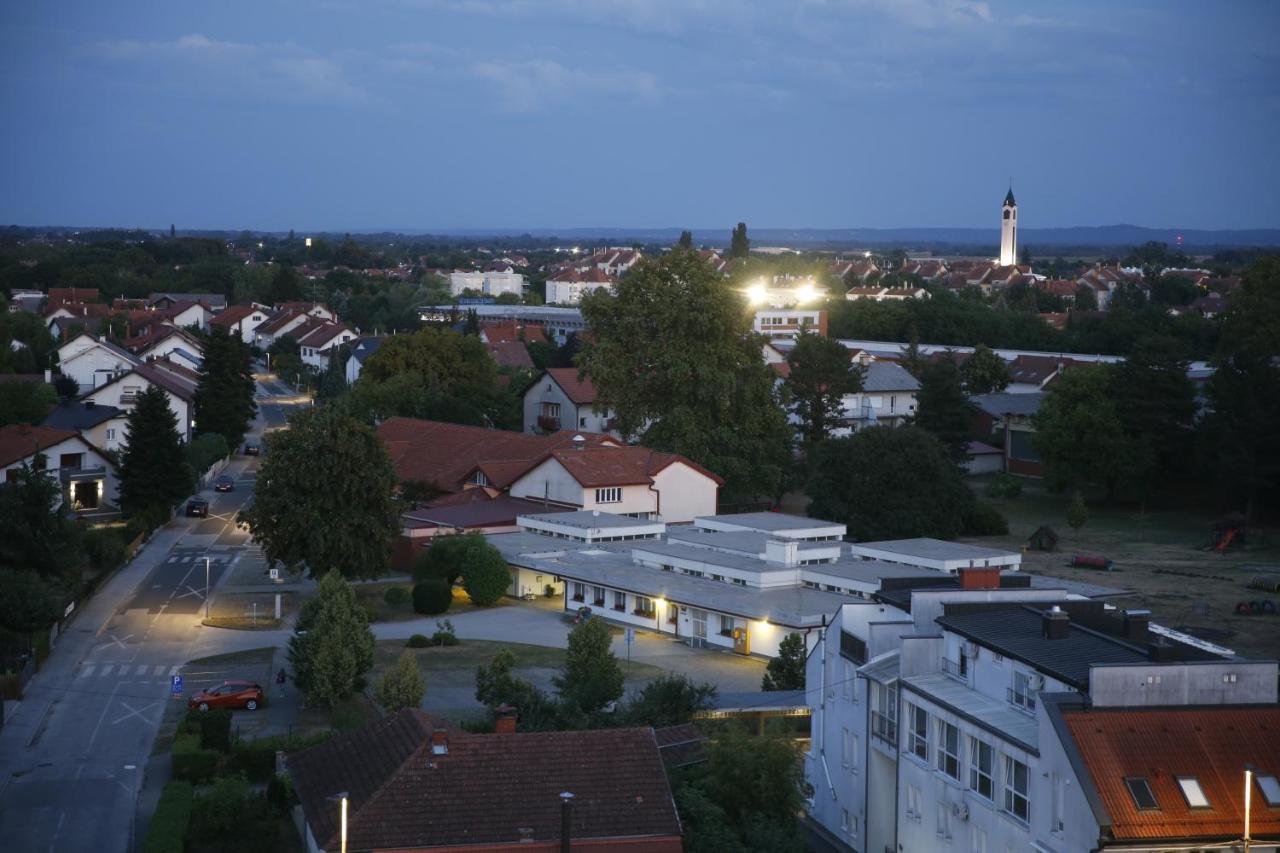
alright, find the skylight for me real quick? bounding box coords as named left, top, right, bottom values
left=1176, top=777, right=1211, bottom=809
left=1125, top=778, right=1159, bottom=810
left=1258, top=774, right=1280, bottom=807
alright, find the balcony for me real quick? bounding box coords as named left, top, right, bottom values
left=612, top=604, right=626, bottom=613
left=870, top=710, right=897, bottom=745
left=537, top=415, right=561, bottom=432
left=941, top=657, right=968, bottom=681
left=1006, top=687, right=1036, bottom=714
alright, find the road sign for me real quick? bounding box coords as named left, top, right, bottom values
left=171, top=674, right=183, bottom=696
left=624, top=627, right=635, bottom=647
left=269, top=567, right=279, bottom=581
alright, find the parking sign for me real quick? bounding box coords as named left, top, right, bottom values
left=171, top=674, right=183, bottom=696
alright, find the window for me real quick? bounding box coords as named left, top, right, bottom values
left=970, top=826, right=988, bottom=853
left=718, top=614, right=735, bottom=637
left=1257, top=775, right=1280, bottom=807
left=60, top=452, right=83, bottom=469
left=1223, top=673, right=1238, bottom=683
left=106, top=428, right=116, bottom=441
left=1125, top=777, right=1159, bottom=810
left=840, top=809, right=850, bottom=833
left=1176, top=776, right=1211, bottom=809
left=591, top=586, right=605, bottom=607
left=469, top=470, right=489, bottom=486
left=936, top=721, right=960, bottom=780
left=666, top=602, right=678, bottom=624
left=842, top=662, right=853, bottom=700
left=871, top=682, right=897, bottom=743
left=907, top=704, right=928, bottom=761
left=1003, top=757, right=1030, bottom=822
left=570, top=582, right=585, bottom=603
left=841, top=727, right=854, bottom=768
left=634, top=596, right=654, bottom=616
left=905, top=785, right=922, bottom=819
left=580, top=417, right=587, bottom=427
left=612, top=590, right=626, bottom=612
left=969, top=738, right=994, bottom=800
left=992, top=651, right=1003, bottom=664
left=595, top=487, right=622, bottom=504
left=1009, top=671, right=1036, bottom=712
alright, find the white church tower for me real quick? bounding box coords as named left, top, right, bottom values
left=999, top=186, right=1018, bottom=266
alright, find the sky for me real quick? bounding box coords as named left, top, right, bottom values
left=2, top=0, right=1278, bottom=232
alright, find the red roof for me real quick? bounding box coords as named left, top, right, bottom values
left=1064, top=706, right=1280, bottom=844
left=210, top=304, right=264, bottom=328
left=289, top=708, right=682, bottom=852
left=48, top=288, right=99, bottom=303
left=44, top=302, right=110, bottom=319
left=544, top=368, right=596, bottom=405
left=0, top=424, right=81, bottom=468
left=1038, top=278, right=1080, bottom=297
left=485, top=340, right=534, bottom=369
left=543, top=446, right=725, bottom=488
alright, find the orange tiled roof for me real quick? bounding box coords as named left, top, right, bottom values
left=0, top=423, right=79, bottom=468
left=544, top=368, right=596, bottom=405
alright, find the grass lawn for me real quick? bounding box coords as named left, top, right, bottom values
left=354, top=582, right=501, bottom=623
left=966, top=475, right=1280, bottom=659
left=296, top=693, right=381, bottom=735
left=187, top=647, right=277, bottom=668
left=201, top=591, right=295, bottom=630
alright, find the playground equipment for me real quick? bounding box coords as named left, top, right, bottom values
left=1071, top=554, right=1115, bottom=571
left=1027, top=525, right=1059, bottom=552
left=1251, top=575, right=1280, bottom=593
left=1234, top=600, right=1277, bottom=616
left=1210, top=515, right=1247, bottom=552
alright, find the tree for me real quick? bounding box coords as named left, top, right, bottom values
left=269, top=265, right=303, bottom=304
left=902, top=327, right=925, bottom=377
left=913, top=359, right=972, bottom=462
left=0, top=457, right=81, bottom=581
left=412, top=578, right=453, bottom=615
left=624, top=673, right=717, bottom=728
left=1074, top=285, right=1099, bottom=311
left=0, top=570, right=63, bottom=639
left=458, top=538, right=511, bottom=605
left=375, top=649, right=426, bottom=712
left=0, top=380, right=57, bottom=427
left=1032, top=366, right=1133, bottom=499
left=728, top=222, right=749, bottom=259
left=761, top=633, right=805, bottom=691
left=553, top=617, right=624, bottom=716
left=961, top=344, right=1012, bottom=394
left=1067, top=491, right=1088, bottom=533
left=238, top=406, right=398, bottom=579
left=288, top=571, right=376, bottom=708
left=474, top=647, right=559, bottom=730
left=119, top=386, right=193, bottom=521
left=1111, top=335, right=1197, bottom=502
left=578, top=252, right=793, bottom=500
left=784, top=333, right=861, bottom=444
left=677, top=230, right=694, bottom=250
left=193, top=325, right=257, bottom=450
left=806, top=427, right=976, bottom=540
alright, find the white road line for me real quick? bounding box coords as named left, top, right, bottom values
left=169, top=666, right=180, bottom=676
left=135, top=665, right=148, bottom=676
left=99, top=664, right=113, bottom=677
left=80, top=665, right=95, bottom=679
left=154, top=665, right=166, bottom=676
left=167, top=556, right=179, bottom=563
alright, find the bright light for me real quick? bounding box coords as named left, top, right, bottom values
left=305, top=237, right=313, bottom=248
left=796, top=283, right=815, bottom=303
left=748, top=283, right=767, bottom=305
left=863, top=251, right=872, bottom=258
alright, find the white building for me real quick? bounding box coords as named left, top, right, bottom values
left=752, top=308, right=827, bottom=341
left=56, top=334, right=141, bottom=395
left=522, top=368, right=616, bottom=437
left=999, top=188, right=1018, bottom=267
left=0, top=423, right=120, bottom=515
left=210, top=305, right=271, bottom=344
left=449, top=270, right=525, bottom=298
left=82, top=362, right=197, bottom=443
left=545, top=268, right=614, bottom=305
left=833, top=359, right=920, bottom=435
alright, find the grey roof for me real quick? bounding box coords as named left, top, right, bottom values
left=902, top=673, right=1039, bottom=753
left=935, top=606, right=1151, bottom=690
left=522, top=510, right=660, bottom=530
left=852, top=538, right=1019, bottom=562
left=629, top=538, right=926, bottom=586
left=860, top=360, right=920, bottom=393
left=148, top=292, right=227, bottom=307
left=969, top=392, right=1043, bottom=418
left=41, top=401, right=124, bottom=430
left=167, top=347, right=202, bottom=366
left=695, top=511, right=842, bottom=533
left=665, top=527, right=834, bottom=556
left=858, top=651, right=901, bottom=684
left=62, top=334, right=140, bottom=366
left=350, top=336, right=385, bottom=363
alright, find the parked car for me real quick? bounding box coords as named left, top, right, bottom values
left=188, top=681, right=265, bottom=712
left=243, top=444, right=260, bottom=456
left=214, top=474, right=235, bottom=492
left=186, top=498, right=209, bottom=517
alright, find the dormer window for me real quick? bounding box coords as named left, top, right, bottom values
left=1257, top=774, right=1280, bottom=807
left=469, top=470, right=489, bottom=487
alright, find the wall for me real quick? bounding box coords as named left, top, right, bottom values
left=83, top=379, right=192, bottom=443
left=62, top=345, right=136, bottom=394
left=144, top=335, right=202, bottom=363
left=649, top=463, right=718, bottom=523
left=81, top=415, right=129, bottom=453
left=523, top=378, right=580, bottom=434
left=1, top=436, right=119, bottom=510
left=509, top=458, right=588, bottom=507
left=1088, top=661, right=1278, bottom=708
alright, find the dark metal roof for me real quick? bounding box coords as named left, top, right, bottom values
left=935, top=605, right=1150, bottom=689
left=969, top=391, right=1043, bottom=418
left=41, top=400, right=124, bottom=430
left=1004, top=188, right=1017, bottom=206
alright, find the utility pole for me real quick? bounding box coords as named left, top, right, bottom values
left=204, top=557, right=211, bottom=620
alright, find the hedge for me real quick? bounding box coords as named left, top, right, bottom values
left=228, top=732, right=335, bottom=782
left=143, top=781, right=194, bottom=853
left=171, top=733, right=220, bottom=783
left=412, top=578, right=452, bottom=615
left=186, top=708, right=233, bottom=753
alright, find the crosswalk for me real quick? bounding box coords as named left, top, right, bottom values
left=78, top=663, right=180, bottom=680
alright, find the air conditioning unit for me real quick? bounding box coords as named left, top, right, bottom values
left=1029, top=673, right=1046, bottom=690
left=952, top=802, right=970, bottom=821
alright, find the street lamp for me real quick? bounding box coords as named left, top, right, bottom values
left=1244, top=765, right=1255, bottom=853
left=204, top=557, right=211, bottom=620
left=327, top=792, right=349, bottom=853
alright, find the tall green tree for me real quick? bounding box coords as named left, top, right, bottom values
left=475, top=647, right=559, bottom=730
left=761, top=633, right=805, bottom=691
left=1032, top=366, right=1133, bottom=499
left=785, top=333, right=861, bottom=444
left=269, top=265, right=303, bottom=304
left=624, top=673, right=717, bottom=728
left=193, top=325, right=257, bottom=450
left=0, top=457, right=82, bottom=580
left=578, top=252, right=793, bottom=500
left=238, top=406, right=398, bottom=579
left=1111, top=335, right=1197, bottom=502
left=553, top=617, right=624, bottom=716
left=458, top=537, right=512, bottom=605
left=960, top=344, right=1012, bottom=394
left=677, top=230, right=694, bottom=250
left=374, top=649, right=426, bottom=712
left=806, top=426, right=977, bottom=540
left=0, top=380, right=57, bottom=427
left=1074, top=285, right=1099, bottom=311
left=913, top=359, right=972, bottom=462
left=288, top=571, right=376, bottom=708
left=119, top=386, right=194, bottom=520
left=728, top=222, right=750, bottom=259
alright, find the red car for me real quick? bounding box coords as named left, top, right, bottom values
left=188, top=680, right=265, bottom=711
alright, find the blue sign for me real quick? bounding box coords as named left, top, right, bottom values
left=171, top=674, right=183, bottom=695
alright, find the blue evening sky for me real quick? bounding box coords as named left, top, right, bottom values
left=2, top=1, right=1277, bottom=231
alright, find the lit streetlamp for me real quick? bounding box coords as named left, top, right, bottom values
left=204, top=557, right=211, bottom=620
left=327, top=791, right=349, bottom=853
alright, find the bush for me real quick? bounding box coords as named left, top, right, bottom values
left=406, top=633, right=431, bottom=648
left=430, top=619, right=459, bottom=646
left=962, top=501, right=1010, bottom=536
left=185, top=432, right=230, bottom=476
left=266, top=773, right=296, bottom=813
left=984, top=472, right=1023, bottom=499
left=143, top=781, right=193, bottom=853
left=226, top=732, right=334, bottom=783
left=170, top=734, right=219, bottom=783
left=190, top=775, right=250, bottom=836
left=186, top=708, right=233, bottom=752
left=460, top=543, right=512, bottom=606
left=83, top=527, right=128, bottom=572
left=412, top=578, right=453, bottom=615
left=383, top=585, right=411, bottom=607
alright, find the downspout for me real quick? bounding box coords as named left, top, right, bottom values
left=893, top=676, right=902, bottom=853
left=648, top=479, right=660, bottom=521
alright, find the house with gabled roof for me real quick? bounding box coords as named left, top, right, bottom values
left=148, top=292, right=227, bottom=312
left=210, top=304, right=271, bottom=343
left=522, top=368, right=617, bottom=437
left=42, top=399, right=129, bottom=452
left=0, top=423, right=120, bottom=517
left=295, top=319, right=356, bottom=370
left=56, top=333, right=142, bottom=394
left=81, top=360, right=198, bottom=442
left=43, top=302, right=111, bottom=338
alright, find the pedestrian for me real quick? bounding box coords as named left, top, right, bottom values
left=275, top=668, right=287, bottom=696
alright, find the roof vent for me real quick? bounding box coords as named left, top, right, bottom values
left=572, top=434, right=586, bottom=449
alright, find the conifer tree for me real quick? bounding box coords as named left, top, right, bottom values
left=728, top=222, right=750, bottom=259
left=119, top=386, right=193, bottom=520
left=194, top=325, right=257, bottom=450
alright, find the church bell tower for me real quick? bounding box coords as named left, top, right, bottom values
left=999, top=187, right=1017, bottom=267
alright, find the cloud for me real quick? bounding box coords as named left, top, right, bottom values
left=89, top=34, right=369, bottom=105
left=471, top=59, right=659, bottom=112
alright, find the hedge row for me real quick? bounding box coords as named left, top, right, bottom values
left=143, top=781, right=194, bottom=853
left=171, top=733, right=219, bottom=784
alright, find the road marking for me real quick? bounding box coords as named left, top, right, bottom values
left=175, top=585, right=205, bottom=600
left=169, top=665, right=180, bottom=676
left=88, top=682, right=122, bottom=747
left=111, top=700, right=158, bottom=726
left=154, top=665, right=166, bottom=676
left=48, top=809, right=66, bottom=853
left=167, top=556, right=179, bottom=563
left=107, top=633, right=133, bottom=650
left=80, top=665, right=95, bottom=679
left=99, top=664, right=113, bottom=677
left=135, top=665, right=148, bottom=676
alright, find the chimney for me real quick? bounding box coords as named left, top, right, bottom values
left=1122, top=609, right=1151, bottom=644
left=1042, top=606, right=1070, bottom=640
left=495, top=705, right=517, bottom=734
left=84, top=400, right=96, bottom=410
left=559, top=792, right=574, bottom=853
left=1148, top=639, right=1176, bottom=662
left=958, top=566, right=1001, bottom=590
left=430, top=728, right=449, bottom=755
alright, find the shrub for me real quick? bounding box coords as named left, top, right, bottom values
left=170, top=734, right=219, bottom=783
left=190, top=775, right=250, bottom=836
left=143, top=781, right=193, bottom=853
left=186, top=708, right=233, bottom=752
left=374, top=649, right=426, bottom=712
left=984, top=472, right=1023, bottom=499
left=412, top=578, right=452, bottom=615
left=406, top=633, right=431, bottom=648
left=83, top=527, right=128, bottom=571
left=266, top=773, right=296, bottom=813
left=430, top=619, right=459, bottom=647
left=383, top=585, right=411, bottom=607
left=227, top=740, right=279, bottom=782
left=459, top=542, right=512, bottom=606
left=1067, top=491, right=1089, bottom=532
left=185, top=432, right=230, bottom=476
left=962, top=501, right=1010, bottom=536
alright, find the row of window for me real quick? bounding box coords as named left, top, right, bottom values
left=662, top=565, right=749, bottom=586
left=568, top=583, right=657, bottom=617
left=905, top=703, right=1030, bottom=823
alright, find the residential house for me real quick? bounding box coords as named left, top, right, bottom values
left=545, top=267, right=614, bottom=305
left=479, top=321, right=544, bottom=370
left=832, top=359, right=920, bottom=435
left=1077, top=266, right=1144, bottom=310
left=253, top=305, right=334, bottom=348
left=969, top=392, right=1044, bottom=477
left=1188, top=291, right=1229, bottom=318
left=48, top=287, right=100, bottom=304
left=522, top=368, right=616, bottom=437
left=1035, top=279, right=1079, bottom=303
left=276, top=302, right=337, bottom=321
left=132, top=327, right=204, bottom=369
left=8, top=289, right=44, bottom=312
left=56, top=334, right=141, bottom=394
left=148, top=292, right=227, bottom=312
left=210, top=304, right=270, bottom=344
left=44, top=302, right=110, bottom=338
left=42, top=400, right=128, bottom=453
left=583, top=247, right=642, bottom=277
left=1006, top=354, right=1073, bottom=393
left=81, top=360, right=198, bottom=442
left=0, top=423, right=119, bottom=516
left=296, top=320, right=356, bottom=370
left=344, top=336, right=384, bottom=384
left=288, top=708, right=683, bottom=853
left=417, top=305, right=587, bottom=346
left=752, top=308, right=827, bottom=340
left=831, top=259, right=880, bottom=283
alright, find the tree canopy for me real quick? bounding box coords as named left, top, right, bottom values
left=552, top=616, right=624, bottom=717
left=119, top=386, right=194, bottom=522
left=238, top=406, right=398, bottom=579
left=913, top=359, right=973, bottom=462
left=578, top=251, right=793, bottom=500
left=288, top=571, right=376, bottom=708
left=193, top=325, right=257, bottom=450
left=960, top=344, right=1012, bottom=394
left=785, top=333, right=861, bottom=444
left=0, top=380, right=57, bottom=427
left=1032, top=366, right=1133, bottom=498
left=728, top=223, right=750, bottom=259
left=762, top=633, right=805, bottom=691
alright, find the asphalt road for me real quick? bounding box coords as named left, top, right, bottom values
left=0, top=373, right=309, bottom=853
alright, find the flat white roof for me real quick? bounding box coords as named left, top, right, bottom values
left=694, top=512, right=846, bottom=538
left=520, top=511, right=660, bottom=531
left=848, top=538, right=1020, bottom=570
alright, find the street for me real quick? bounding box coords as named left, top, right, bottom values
left=0, top=373, right=306, bottom=853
